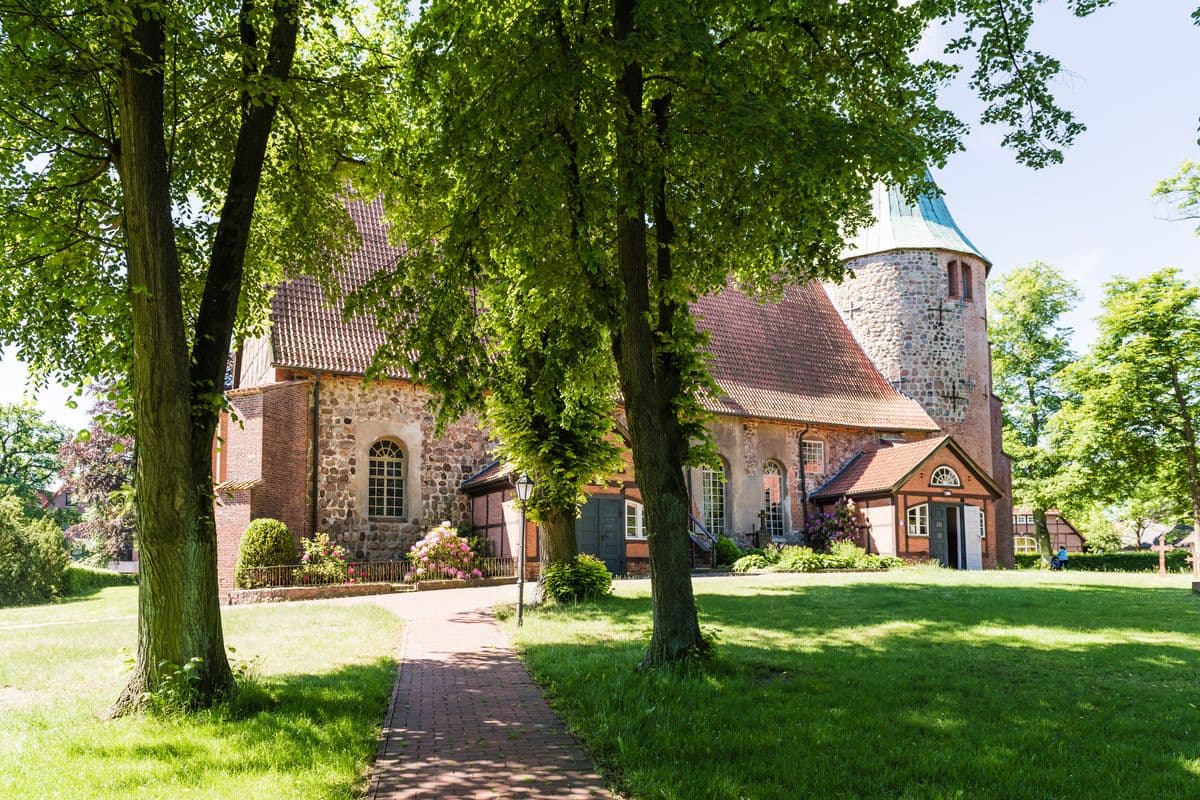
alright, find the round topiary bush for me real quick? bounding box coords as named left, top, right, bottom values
left=235, top=518, right=296, bottom=588
left=541, top=554, right=613, bottom=603
left=714, top=535, right=742, bottom=566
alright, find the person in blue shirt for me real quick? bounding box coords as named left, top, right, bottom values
left=1052, top=546, right=1069, bottom=570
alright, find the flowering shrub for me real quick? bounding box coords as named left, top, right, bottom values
left=404, top=522, right=484, bottom=582
left=804, top=500, right=863, bottom=551
left=294, top=533, right=350, bottom=585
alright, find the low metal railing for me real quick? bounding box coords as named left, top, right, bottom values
left=237, top=556, right=517, bottom=590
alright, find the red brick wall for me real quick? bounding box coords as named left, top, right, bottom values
left=216, top=491, right=252, bottom=595
left=256, top=380, right=313, bottom=548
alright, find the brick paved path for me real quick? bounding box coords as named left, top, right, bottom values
left=357, top=586, right=613, bottom=799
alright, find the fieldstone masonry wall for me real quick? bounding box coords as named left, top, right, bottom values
left=824, top=250, right=994, bottom=476
left=316, top=376, right=495, bottom=560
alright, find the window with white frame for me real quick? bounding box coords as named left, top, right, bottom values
left=929, top=465, right=961, bottom=488
left=701, top=462, right=727, bottom=537
left=802, top=440, right=825, bottom=473
left=368, top=439, right=406, bottom=518
left=1014, top=535, right=1038, bottom=553
left=626, top=500, right=645, bottom=538
left=762, top=460, right=787, bottom=539
left=907, top=503, right=929, bottom=537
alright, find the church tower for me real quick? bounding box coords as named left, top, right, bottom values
left=822, top=178, right=1013, bottom=562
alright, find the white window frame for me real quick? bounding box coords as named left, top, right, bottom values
left=906, top=503, right=929, bottom=537
left=929, top=465, right=962, bottom=488
left=1014, top=535, right=1038, bottom=553
left=367, top=439, right=407, bottom=519
left=701, top=462, right=727, bottom=537
left=625, top=499, right=646, bottom=539
left=802, top=440, right=825, bottom=474
left=762, top=460, right=788, bottom=540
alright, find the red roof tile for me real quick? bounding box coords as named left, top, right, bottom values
left=270, top=198, right=405, bottom=377
left=810, top=436, right=949, bottom=499
left=693, top=285, right=937, bottom=431
left=267, top=201, right=938, bottom=433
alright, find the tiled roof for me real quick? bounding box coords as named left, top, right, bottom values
left=811, top=436, right=949, bottom=500
left=268, top=201, right=938, bottom=432
left=460, top=460, right=512, bottom=492
left=693, top=285, right=938, bottom=431
left=271, top=198, right=405, bottom=377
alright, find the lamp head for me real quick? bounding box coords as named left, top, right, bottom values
left=514, top=473, right=535, bottom=502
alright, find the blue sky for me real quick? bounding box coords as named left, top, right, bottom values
left=2, top=1, right=1198, bottom=431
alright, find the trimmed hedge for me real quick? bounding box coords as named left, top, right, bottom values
left=1015, top=550, right=1190, bottom=573
left=714, top=536, right=741, bottom=566
left=236, top=518, right=297, bottom=588
left=64, top=564, right=136, bottom=595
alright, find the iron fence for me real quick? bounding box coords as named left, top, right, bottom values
left=237, top=556, right=516, bottom=590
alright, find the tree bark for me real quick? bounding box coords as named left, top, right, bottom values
left=109, top=6, right=233, bottom=714
left=612, top=0, right=704, bottom=667
left=1033, top=507, right=1052, bottom=563
left=538, top=504, right=578, bottom=567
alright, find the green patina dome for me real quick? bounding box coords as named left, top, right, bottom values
left=842, top=177, right=989, bottom=264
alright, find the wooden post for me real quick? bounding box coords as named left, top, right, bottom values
left=1152, top=535, right=1172, bottom=577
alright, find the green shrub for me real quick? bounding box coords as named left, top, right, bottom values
left=542, top=554, right=613, bottom=603
left=731, top=554, right=770, bottom=573
left=774, top=545, right=825, bottom=572
left=64, top=564, right=136, bottom=595
left=235, top=518, right=296, bottom=588
left=1018, top=550, right=1189, bottom=573
left=0, top=495, right=70, bottom=605
left=714, top=536, right=742, bottom=566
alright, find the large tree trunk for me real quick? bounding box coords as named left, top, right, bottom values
left=1033, top=507, right=1053, bottom=564
left=539, top=504, right=578, bottom=567
left=110, top=7, right=233, bottom=715
left=612, top=0, right=704, bottom=667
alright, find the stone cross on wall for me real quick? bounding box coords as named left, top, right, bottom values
left=847, top=302, right=864, bottom=320
left=932, top=298, right=951, bottom=326
left=941, top=384, right=967, bottom=410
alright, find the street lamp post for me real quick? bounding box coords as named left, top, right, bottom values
left=514, top=473, right=535, bottom=627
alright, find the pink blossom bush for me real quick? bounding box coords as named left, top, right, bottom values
left=404, top=522, right=485, bottom=582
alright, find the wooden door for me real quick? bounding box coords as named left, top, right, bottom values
left=575, top=497, right=626, bottom=574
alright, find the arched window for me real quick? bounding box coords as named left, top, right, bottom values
left=961, top=262, right=973, bottom=301
left=947, top=260, right=960, bottom=297
left=368, top=439, right=406, bottom=518
left=762, top=460, right=787, bottom=539
left=929, top=465, right=961, bottom=488
left=701, top=461, right=727, bottom=537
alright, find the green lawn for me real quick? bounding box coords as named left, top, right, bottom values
left=0, top=587, right=399, bottom=799
left=515, top=569, right=1200, bottom=800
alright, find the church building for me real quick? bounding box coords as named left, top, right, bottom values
left=213, top=182, right=1014, bottom=595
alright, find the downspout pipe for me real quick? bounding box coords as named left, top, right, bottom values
left=797, top=426, right=811, bottom=534
left=311, top=372, right=322, bottom=535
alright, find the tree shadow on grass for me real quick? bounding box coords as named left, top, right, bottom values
left=67, top=658, right=397, bottom=798
left=521, top=581, right=1200, bottom=800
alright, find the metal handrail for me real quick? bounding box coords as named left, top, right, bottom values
left=688, top=515, right=719, bottom=549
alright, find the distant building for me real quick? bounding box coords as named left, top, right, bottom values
left=1012, top=509, right=1084, bottom=553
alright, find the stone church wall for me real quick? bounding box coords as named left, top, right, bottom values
left=315, top=376, right=495, bottom=560
left=824, top=249, right=995, bottom=476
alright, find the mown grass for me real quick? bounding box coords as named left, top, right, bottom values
left=0, top=587, right=399, bottom=800
left=516, top=569, right=1200, bottom=800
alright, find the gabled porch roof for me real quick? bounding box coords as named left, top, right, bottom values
left=811, top=435, right=1001, bottom=501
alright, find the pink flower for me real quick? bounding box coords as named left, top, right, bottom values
left=471, top=569, right=483, bottom=578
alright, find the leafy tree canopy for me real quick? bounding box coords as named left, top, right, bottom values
left=1058, top=268, right=1200, bottom=535
left=0, top=400, right=69, bottom=513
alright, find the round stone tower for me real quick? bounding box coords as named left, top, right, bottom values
left=822, top=179, right=995, bottom=476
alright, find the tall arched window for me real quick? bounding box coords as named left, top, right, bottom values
left=701, top=461, right=727, bottom=537
left=961, top=262, right=973, bottom=301
left=762, top=460, right=787, bottom=539
left=368, top=439, right=406, bottom=518
left=947, top=260, right=960, bottom=297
